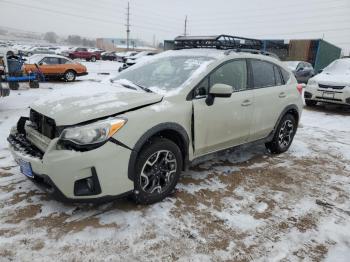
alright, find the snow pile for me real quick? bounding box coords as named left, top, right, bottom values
left=0, top=72, right=350, bottom=260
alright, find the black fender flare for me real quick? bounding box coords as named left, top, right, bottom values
left=268, top=104, right=300, bottom=141
left=127, top=122, right=190, bottom=181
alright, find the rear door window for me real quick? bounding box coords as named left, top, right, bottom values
left=41, top=57, right=60, bottom=65
left=60, top=58, right=72, bottom=64
left=251, top=60, right=276, bottom=88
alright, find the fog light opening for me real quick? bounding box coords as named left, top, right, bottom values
left=74, top=167, right=102, bottom=196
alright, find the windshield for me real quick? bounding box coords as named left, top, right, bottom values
left=113, top=56, right=214, bottom=95
left=26, top=55, right=43, bottom=64
left=323, top=59, right=350, bottom=74
left=284, top=61, right=299, bottom=70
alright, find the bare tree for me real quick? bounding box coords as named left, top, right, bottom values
left=44, top=32, right=58, bottom=43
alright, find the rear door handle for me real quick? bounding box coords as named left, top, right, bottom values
left=279, top=92, right=287, bottom=98
left=241, top=100, right=252, bottom=107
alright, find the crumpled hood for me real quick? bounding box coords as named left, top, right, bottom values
left=313, top=72, right=350, bottom=86
left=31, top=82, right=163, bottom=126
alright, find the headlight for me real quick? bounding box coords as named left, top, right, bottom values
left=307, top=79, right=317, bottom=86
left=60, top=118, right=126, bottom=146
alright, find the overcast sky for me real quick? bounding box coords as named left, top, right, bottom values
left=1, top=0, right=350, bottom=53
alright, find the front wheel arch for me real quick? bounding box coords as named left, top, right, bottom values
left=128, top=123, right=190, bottom=182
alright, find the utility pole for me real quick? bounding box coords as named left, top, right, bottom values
left=126, top=2, right=131, bottom=50
left=184, top=15, right=188, bottom=36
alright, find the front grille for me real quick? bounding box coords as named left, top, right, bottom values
left=29, top=110, right=57, bottom=139
left=8, top=134, right=43, bottom=159
left=318, top=84, right=345, bottom=90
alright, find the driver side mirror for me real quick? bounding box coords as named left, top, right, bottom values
left=206, top=83, right=233, bottom=106
left=209, top=83, right=233, bottom=98
left=38, top=62, right=43, bottom=66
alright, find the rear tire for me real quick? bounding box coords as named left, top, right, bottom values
left=9, top=82, right=19, bottom=90
left=64, top=70, right=76, bottom=82
left=133, top=138, right=183, bottom=204
left=265, top=114, right=297, bottom=154
left=305, top=100, right=317, bottom=107
left=90, top=56, right=97, bottom=62
left=29, top=80, right=39, bottom=89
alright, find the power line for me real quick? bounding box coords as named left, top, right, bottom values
left=23, top=0, right=183, bottom=26
left=1, top=0, right=177, bottom=34
left=191, top=16, right=350, bottom=32
left=191, top=3, right=350, bottom=25
left=251, top=27, right=350, bottom=38
left=188, top=0, right=349, bottom=21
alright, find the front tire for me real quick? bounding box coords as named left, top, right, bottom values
left=134, top=138, right=183, bottom=204
left=90, top=56, right=97, bottom=62
left=266, top=114, right=297, bottom=154
left=29, top=80, right=39, bottom=88
left=64, top=70, right=76, bottom=82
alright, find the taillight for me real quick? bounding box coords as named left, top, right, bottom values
left=297, top=84, right=303, bottom=95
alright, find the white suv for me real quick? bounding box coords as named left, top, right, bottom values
left=305, top=58, right=350, bottom=107
left=8, top=39, right=303, bottom=204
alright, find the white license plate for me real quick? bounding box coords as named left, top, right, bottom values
left=18, top=159, right=34, bottom=178
left=323, top=92, right=334, bottom=99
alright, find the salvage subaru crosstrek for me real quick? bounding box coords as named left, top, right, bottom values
left=8, top=35, right=303, bottom=204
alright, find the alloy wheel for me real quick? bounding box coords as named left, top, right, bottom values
left=140, top=150, right=177, bottom=194
left=278, top=120, right=294, bottom=149
left=65, top=71, right=75, bottom=81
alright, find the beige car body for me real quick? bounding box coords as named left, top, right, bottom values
left=8, top=49, right=303, bottom=202
left=305, top=59, right=350, bottom=106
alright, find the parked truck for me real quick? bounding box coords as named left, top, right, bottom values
left=67, top=47, right=101, bottom=62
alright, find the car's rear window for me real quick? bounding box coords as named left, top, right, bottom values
left=280, top=67, right=291, bottom=83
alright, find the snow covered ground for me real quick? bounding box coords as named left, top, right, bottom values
left=0, top=61, right=350, bottom=261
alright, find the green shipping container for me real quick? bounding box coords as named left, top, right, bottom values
left=314, top=39, right=342, bottom=72
left=288, top=39, right=341, bottom=72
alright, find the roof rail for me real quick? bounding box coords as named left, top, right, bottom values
left=224, top=48, right=280, bottom=59
left=174, top=35, right=263, bottom=50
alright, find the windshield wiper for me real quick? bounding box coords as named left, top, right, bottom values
left=111, top=79, right=152, bottom=93
left=133, top=82, right=153, bottom=93
left=110, top=79, right=137, bottom=91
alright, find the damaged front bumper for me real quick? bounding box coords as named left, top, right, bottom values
left=8, top=122, right=134, bottom=203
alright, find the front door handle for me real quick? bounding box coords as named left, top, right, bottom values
left=279, top=92, right=287, bottom=98
left=241, top=99, right=252, bottom=107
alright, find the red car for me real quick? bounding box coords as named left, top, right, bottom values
left=68, top=48, right=101, bottom=62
